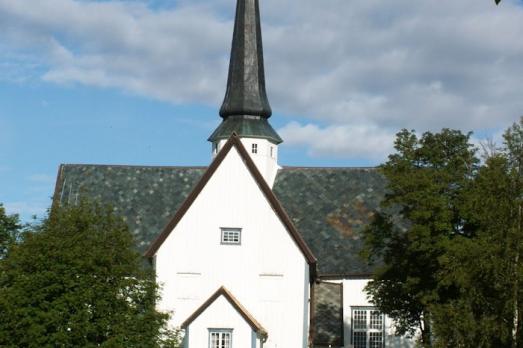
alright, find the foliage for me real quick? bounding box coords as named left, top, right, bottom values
left=0, top=200, right=180, bottom=348
left=362, top=128, right=478, bottom=346
left=432, top=119, right=523, bottom=348
left=0, top=203, right=21, bottom=259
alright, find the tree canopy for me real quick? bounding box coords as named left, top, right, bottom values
left=362, top=128, right=478, bottom=346
left=0, top=200, right=179, bottom=348
left=363, top=119, right=523, bottom=347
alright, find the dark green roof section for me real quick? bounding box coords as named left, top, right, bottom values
left=54, top=164, right=386, bottom=275
left=208, top=116, right=283, bottom=144
left=56, top=164, right=206, bottom=253
left=273, top=167, right=386, bottom=276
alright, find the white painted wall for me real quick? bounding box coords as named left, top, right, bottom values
left=214, top=138, right=280, bottom=187
left=183, top=295, right=260, bottom=348
left=324, top=279, right=416, bottom=348
left=156, top=146, right=309, bottom=348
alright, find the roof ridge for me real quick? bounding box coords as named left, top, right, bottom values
left=279, top=166, right=378, bottom=170
left=60, top=163, right=207, bottom=169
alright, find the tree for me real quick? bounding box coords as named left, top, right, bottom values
left=0, top=203, right=21, bottom=259
left=432, top=119, right=523, bottom=348
left=362, top=129, right=478, bottom=347
left=0, top=200, right=180, bottom=347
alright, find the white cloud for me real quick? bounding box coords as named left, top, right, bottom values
left=279, top=121, right=394, bottom=160
left=0, top=0, right=522, bottom=159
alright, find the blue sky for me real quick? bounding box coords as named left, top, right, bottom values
left=1, top=0, right=522, bottom=220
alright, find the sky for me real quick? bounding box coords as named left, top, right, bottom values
left=0, top=0, right=522, bottom=221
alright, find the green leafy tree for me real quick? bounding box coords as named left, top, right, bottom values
left=362, top=129, right=478, bottom=347
left=0, top=200, right=180, bottom=348
left=433, top=119, right=523, bottom=348
left=0, top=203, right=21, bottom=259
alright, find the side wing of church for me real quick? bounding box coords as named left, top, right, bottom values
left=52, top=0, right=416, bottom=347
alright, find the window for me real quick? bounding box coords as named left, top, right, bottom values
left=352, top=308, right=384, bottom=348
left=213, top=142, right=218, bottom=154
left=221, top=228, right=241, bottom=245
left=209, top=329, right=232, bottom=348
left=270, top=146, right=274, bottom=158
left=252, top=143, right=258, bottom=154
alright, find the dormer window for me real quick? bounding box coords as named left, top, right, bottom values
left=221, top=228, right=241, bottom=245
left=252, top=143, right=258, bottom=154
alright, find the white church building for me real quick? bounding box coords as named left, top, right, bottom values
left=53, top=0, right=416, bottom=347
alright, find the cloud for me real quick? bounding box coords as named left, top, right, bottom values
left=279, top=121, right=394, bottom=160
left=0, top=0, right=522, bottom=159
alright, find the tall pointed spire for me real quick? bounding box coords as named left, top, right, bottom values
left=219, top=0, right=272, bottom=119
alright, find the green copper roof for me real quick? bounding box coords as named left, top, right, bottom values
left=54, top=165, right=385, bottom=275
left=208, top=116, right=283, bottom=144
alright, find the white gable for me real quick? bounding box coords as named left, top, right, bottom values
left=183, top=293, right=261, bottom=348
left=155, top=143, right=310, bottom=348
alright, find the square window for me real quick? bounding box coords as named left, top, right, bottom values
left=209, top=329, right=232, bottom=348
left=252, top=143, right=258, bottom=154
left=221, top=228, right=241, bottom=245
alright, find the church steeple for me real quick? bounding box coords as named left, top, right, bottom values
left=209, top=0, right=281, bottom=186
left=219, top=0, right=272, bottom=119
left=209, top=0, right=282, bottom=146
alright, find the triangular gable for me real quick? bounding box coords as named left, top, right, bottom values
left=144, top=133, right=317, bottom=267
left=181, top=286, right=268, bottom=338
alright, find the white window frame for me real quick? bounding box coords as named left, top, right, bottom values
left=209, top=329, right=233, bottom=348
left=351, top=307, right=385, bottom=348
left=252, top=143, right=258, bottom=154
left=220, top=228, right=242, bottom=245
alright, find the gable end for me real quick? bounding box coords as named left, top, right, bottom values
left=144, top=133, right=317, bottom=267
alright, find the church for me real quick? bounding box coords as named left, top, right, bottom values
left=53, top=0, right=416, bottom=347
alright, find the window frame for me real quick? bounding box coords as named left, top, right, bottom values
left=251, top=143, right=258, bottom=154
left=351, top=307, right=385, bottom=348
left=208, top=328, right=233, bottom=348
left=220, top=227, right=242, bottom=245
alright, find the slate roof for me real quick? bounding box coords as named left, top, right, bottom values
left=54, top=164, right=386, bottom=275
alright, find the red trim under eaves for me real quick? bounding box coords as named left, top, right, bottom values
left=143, top=133, right=317, bottom=266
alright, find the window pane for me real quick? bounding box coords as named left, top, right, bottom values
left=354, top=331, right=367, bottom=348
left=353, top=310, right=367, bottom=330
left=370, top=310, right=383, bottom=330
left=370, top=332, right=383, bottom=348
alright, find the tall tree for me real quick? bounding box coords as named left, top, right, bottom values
left=433, top=119, right=523, bottom=348
left=362, top=129, right=478, bottom=347
left=0, top=200, right=179, bottom=348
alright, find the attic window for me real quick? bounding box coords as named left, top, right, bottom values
left=270, top=146, right=274, bottom=158
left=221, top=228, right=241, bottom=245
left=252, top=143, right=258, bottom=154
